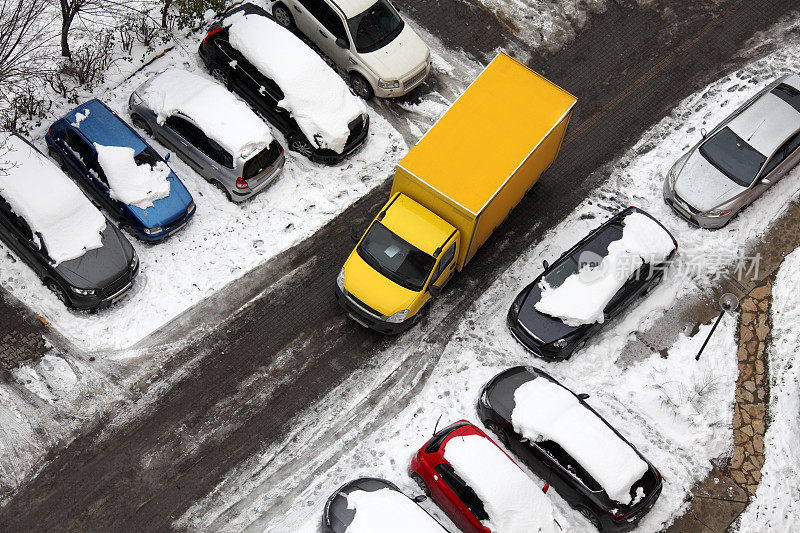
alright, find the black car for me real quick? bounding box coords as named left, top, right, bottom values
left=507, top=207, right=677, bottom=360
left=0, top=134, right=139, bottom=310
left=198, top=3, right=369, bottom=164
left=477, top=366, right=663, bottom=532
left=322, top=477, right=446, bottom=533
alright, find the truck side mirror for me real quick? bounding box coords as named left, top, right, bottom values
left=542, top=260, right=549, bottom=270
left=335, top=38, right=348, bottom=49
left=350, top=227, right=361, bottom=243
left=428, top=285, right=442, bottom=297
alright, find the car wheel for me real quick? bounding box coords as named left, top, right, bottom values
left=210, top=64, right=231, bottom=88
left=483, top=420, right=510, bottom=446
left=213, top=180, right=232, bottom=201
left=46, top=280, right=70, bottom=307
left=131, top=114, right=152, bottom=137
left=349, top=72, right=375, bottom=100
left=47, top=146, right=66, bottom=169
left=272, top=3, right=295, bottom=30
left=288, top=135, right=314, bottom=158
left=577, top=506, right=602, bottom=530
left=409, top=472, right=430, bottom=497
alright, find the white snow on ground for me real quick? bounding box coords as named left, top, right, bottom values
left=179, top=24, right=800, bottom=531
left=512, top=377, right=648, bottom=505
left=535, top=212, right=674, bottom=326
left=94, top=143, right=172, bottom=209
left=443, top=433, right=557, bottom=533
left=138, top=68, right=274, bottom=163
left=736, top=247, right=800, bottom=531
left=345, top=488, right=447, bottom=533
left=0, top=135, right=107, bottom=265
left=225, top=12, right=366, bottom=154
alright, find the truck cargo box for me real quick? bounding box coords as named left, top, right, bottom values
left=392, top=52, right=577, bottom=269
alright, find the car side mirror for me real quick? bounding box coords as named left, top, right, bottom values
left=761, top=177, right=771, bottom=185
left=542, top=260, right=549, bottom=270
left=164, top=152, right=170, bottom=162
left=701, top=128, right=708, bottom=139
left=412, top=495, right=427, bottom=503
left=350, top=226, right=361, bottom=243
left=428, top=285, right=442, bottom=297
left=335, top=38, right=348, bottom=49
left=577, top=393, right=590, bottom=401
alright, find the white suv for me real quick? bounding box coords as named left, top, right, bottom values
left=272, top=0, right=431, bottom=99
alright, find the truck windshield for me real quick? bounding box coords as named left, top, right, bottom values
left=357, top=222, right=435, bottom=292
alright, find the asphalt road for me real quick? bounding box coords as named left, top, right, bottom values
left=1, top=0, right=798, bottom=531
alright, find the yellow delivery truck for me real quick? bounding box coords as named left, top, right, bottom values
left=335, top=52, right=577, bottom=334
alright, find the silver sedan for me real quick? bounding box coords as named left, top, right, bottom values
left=664, top=74, right=800, bottom=228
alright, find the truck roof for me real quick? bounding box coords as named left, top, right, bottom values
left=397, top=53, right=577, bottom=216
left=383, top=193, right=455, bottom=255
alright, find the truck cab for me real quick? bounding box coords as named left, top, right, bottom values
left=336, top=193, right=458, bottom=334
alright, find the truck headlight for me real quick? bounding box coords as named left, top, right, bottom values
left=143, top=226, right=163, bottom=235
left=385, top=309, right=409, bottom=323
left=552, top=338, right=568, bottom=349
left=71, top=286, right=96, bottom=296
left=337, top=267, right=345, bottom=292
left=378, top=78, right=400, bottom=90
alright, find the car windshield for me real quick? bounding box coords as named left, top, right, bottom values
left=347, top=0, right=404, bottom=54
left=357, top=221, right=435, bottom=291
left=134, top=147, right=162, bottom=167
left=699, top=127, right=767, bottom=187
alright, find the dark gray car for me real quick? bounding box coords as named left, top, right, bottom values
left=129, top=69, right=285, bottom=202
left=0, top=134, right=138, bottom=310
left=664, top=74, right=800, bottom=228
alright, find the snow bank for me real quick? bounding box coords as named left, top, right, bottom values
left=737, top=247, right=800, bottom=530
left=94, top=143, right=171, bottom=210
left=139, top=68, right=273, bottom=163
left=344, top=488, right=446, bottom=533
left=225, top=12, right=366, bottom=154
left=444, top=434, right=556, bottom=533
left=0, top=135, right=106, bottom=264
left=535, top=212, right=674, bottom=326
left=511, top=377, right=648, bottom=504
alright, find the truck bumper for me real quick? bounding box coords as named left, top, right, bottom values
left=335, top=286, right=417, bottom=335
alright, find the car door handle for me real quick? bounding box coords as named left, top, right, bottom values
left=319, top=29, right=327, bottom=38
left=293, top=4, right=300, bottom=11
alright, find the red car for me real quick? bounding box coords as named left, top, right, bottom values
left=409, top=420, right=558, bottom=533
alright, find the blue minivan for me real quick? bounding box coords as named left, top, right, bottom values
left=46, top=99, right=196, bottom=243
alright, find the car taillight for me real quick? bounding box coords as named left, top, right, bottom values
left=47, top=127, right=52, bottom=136
left=203, top=27, right=223, bottom=45
left=542, top=483, right=549, bottom=494
left=235, top=177, right=248, bottom=190
left=611, top=511, right=629, bottom=520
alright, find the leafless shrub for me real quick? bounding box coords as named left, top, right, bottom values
left=0, top=81, right=50, bottom=135
left=117, top=16, right=136, bottom=54
left=0, top=0, right=54, bottom=87
left=649, top=369, right=721, bottom=416
left=59, top=29, right=116, bottom=87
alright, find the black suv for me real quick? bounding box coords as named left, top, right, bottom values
left=478, top=366, right=663, bottom=531
left=0, top=135, right=139, bottom=310
left=198, top=3, right=369, bottom=164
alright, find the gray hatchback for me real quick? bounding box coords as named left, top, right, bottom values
left=664, top=74, right=800, bottom=228
left=129, top=69, right=285, bottom=202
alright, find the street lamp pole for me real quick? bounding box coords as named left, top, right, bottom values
left=696, top=293, right=740, bottom=361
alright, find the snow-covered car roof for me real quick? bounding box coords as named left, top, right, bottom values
left=331, top=0, right=382, bottom=19
left=511, top=376, right=648, bottom=505
left=535, top=212, right=675, bottom=326
left=224, top=12, right=366, bottom=154
left=728, top=80, right=800, bottom=156
left=443, top=433, right=557, bottom=533
left=137, top=68, right=274, bottom=163
left=0, top=134, right=106, bottom=264
left=344, top=488, right=447, bottom=533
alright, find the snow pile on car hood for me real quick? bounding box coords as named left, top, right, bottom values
left=345, top=488, right=446, bottom=533
left=138, top=68, right=273, bottom=163
left=511, top=377, right=648, bottom=504
left=443, top=434, right=556, bottom=533
left=225, top=12, right=366, bottom=154
left=0, top=135, right=106, bottom=265
left=535, top=212, right=675, bottom=326
left=94, top=144, right=171, bottom=210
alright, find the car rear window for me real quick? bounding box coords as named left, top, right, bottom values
left=243, top=141, right=281, bottom=180
left=425, top=421, right=470, bottom=453
left=771, top=83, right=800, bottom=113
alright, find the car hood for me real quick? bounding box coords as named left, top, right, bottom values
left=124, top=174, right=193, bottom=228
left=516, top=281, right=582, bottom=344
left=54, top=222, right=133, bottom=289
left=343, top=250, right=418, bottom=317
left=359, top=24, right=428, bottom=81
left=674, top=151, right=747, bottom=212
